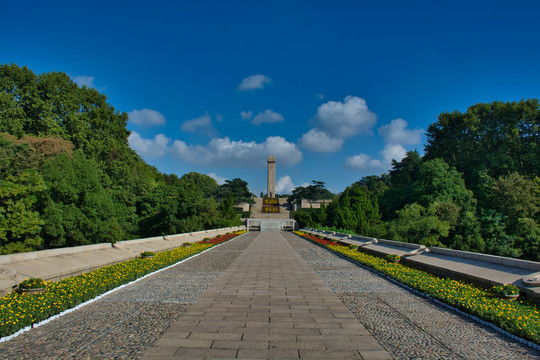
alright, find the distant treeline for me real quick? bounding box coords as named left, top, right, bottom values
left=293, top=99, right=540, bottom=261
left=0, top=64, right=248, bottom=255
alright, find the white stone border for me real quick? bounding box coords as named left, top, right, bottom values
left=0, top=232, right=247, bottom=344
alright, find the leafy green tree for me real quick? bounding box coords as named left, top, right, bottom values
left=0, top=169, right=46, bottom=254
left=180, top=172, right=219, bottom=198
left=287, top=180, right=334, bottom=208
left=326, top=185, right=381, bottom=236
left=479, top=209, right=521, bottom=258
left=425, top=99, right=540, bottom=184
left=386, top=203, right=450, bottom=247
left=214, top=178, right=254, bottom=205
left=39, top=152, right=121, bottom=247
left=379, top=151, right=422, bottom=220
left=218, top=192, right=237, bottom=220
left=490, top=173, right=539, bottom=230
left=353, top=174, right=390, bottom=201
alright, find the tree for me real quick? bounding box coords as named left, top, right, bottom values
left=214, top=178, right=254, bottom=205
left=424, top=99, right=540, bottom=184
left=287, top=180, right=333, bottom=208
left=0, top=63, right=245, bottom=254
left=379, top=151, right=422, bottom=220
left=179, top=172, right=219, bottom=198
left=386, top=203, right=450, bottom=247
left=39, top=152, right=121, bottom=247
left=326, top=185, right=381, bottom=235
left=0, top=169, right=46, bottom=254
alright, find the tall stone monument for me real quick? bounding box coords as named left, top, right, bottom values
left=267, top=156, right=276, bottom=198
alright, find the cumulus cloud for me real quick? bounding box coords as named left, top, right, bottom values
left=128, top=109, right=166, bottom=127
left=275, top=176, right=309, bottom=194
left=380, top=143, right=407, bottom=164
left=72, top=75, right=95, bottom=88
left=208, top=172, right=227, bottom=185
left=299, top=129, right=344, bottom=152
left=345, top=154, right=384, bottom=172
left=169, top=136, right=302, bottom=167
left=313, top=96, right=377, bottom=138
left=378, top=118, right=423, bottom=145
left=345, top=144, right=407, bottom=173
left=240, top=110, right=253, bottom=120
left=128, top=132, right=170, bottom=157
left=251, top=109, right=284, bottom=125
left=237, top=74, right=271, bottom=91
left=181, top=112, right=216, bottom=136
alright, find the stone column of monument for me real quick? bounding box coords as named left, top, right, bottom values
left=267, top=156, right=276, bottom=198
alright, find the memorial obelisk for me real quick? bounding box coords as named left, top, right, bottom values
left=267, top=156, right=276, bottom=198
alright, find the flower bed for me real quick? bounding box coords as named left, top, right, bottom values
left=294, top=231, right=540, bottom=346
left=199, top=231, right=246, bottom=245
left=0, top=231, right=245, bottom=338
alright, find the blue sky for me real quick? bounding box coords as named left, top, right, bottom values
left=2, top=0, right=539, bottom=195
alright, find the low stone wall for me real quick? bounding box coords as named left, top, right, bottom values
left=429, top=247, right=540, bottom=272
left=0, top=226, right=245, bottom=296
left=0, top=243, right=113, bottom=265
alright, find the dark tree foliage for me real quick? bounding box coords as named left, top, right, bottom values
left=0, top=64, right=243, bottom=254
left=325, top=185, right=381, bottom=236
left=180, top=172, right=219, bottom=198
left=379, top=151, right=422, bottom=220
left=214, top=178, right=254, bottom=205
left=292, top=185, right=381, bottom=237
left=287, top=180, right=334, bottom=208
left=424, top=99, right=539, bottom=190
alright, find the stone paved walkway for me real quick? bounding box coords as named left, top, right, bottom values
left=1, top=231, right=539, bottom=359
left=143, top=232, right=390, bottom=359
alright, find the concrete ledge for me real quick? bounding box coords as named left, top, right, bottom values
left=429, top=247, right=540, bottom=271
left=302, top=229, right=424, bottom=256
left=0, top=243, right=113, bottom=265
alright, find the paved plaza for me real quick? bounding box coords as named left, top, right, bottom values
left=0, top=232, right=539, bottom=359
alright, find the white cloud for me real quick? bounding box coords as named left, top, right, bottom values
left=72, top=75, right=95, bottom=88
left=128, top=109, right=166, bottom=127
left=345, top=144, right=407, bottom=173
left=313, top=96, right=377, bottom=138
left=208, top=172, right=227, bottom=185
left=380, top=143, right=407, bottom=164
left=237, top=74, right=271, bottom=91
left=299, top=129, right=344, bottom=152
left=251, top=109, right=284, bottom=125
left=240, top=111, right=253, bottom=120
left=128, top=132, right=170, bottom=157
left=345, top=154, right=384, bottom=172
left=275, top=176, right=295, bottom=194
left=169, top=136, right=302, bottom=167
left=275, top=176, right=311, bottom=194
left=378, top=118, right=424, bottom=145
left=181, top=112, right=215, bottom=136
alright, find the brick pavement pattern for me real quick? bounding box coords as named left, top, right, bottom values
left=143, top=231, right=392, bottom=359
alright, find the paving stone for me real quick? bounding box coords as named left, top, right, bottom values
left=1, top=231, right=539, bottom=359
left=285, top=232, right=540, bottom=360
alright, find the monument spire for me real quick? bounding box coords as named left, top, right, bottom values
left=267, top=156, right=276, bottom=198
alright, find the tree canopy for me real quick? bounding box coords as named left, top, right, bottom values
left=293, top=99, right=540, bottom=261
left=0, top=64, right=243, bottom=254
